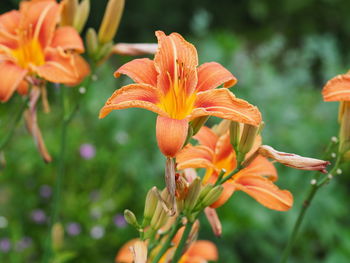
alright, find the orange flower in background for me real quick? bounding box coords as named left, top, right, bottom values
left=322, top=72, right=350, bottom=157
left=177, top=126, right=293, bottom=211
left=322, top=72, right=350, bottom=102
left=0, top=0, right=90, bottom=102
left=115, top=239, right=218, bottom=263
left=100, top=31, right=261, bottom=157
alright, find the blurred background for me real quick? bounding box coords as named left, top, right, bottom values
left=1, top=0, right=350, bottom=262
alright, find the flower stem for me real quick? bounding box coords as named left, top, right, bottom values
left=0, top=97, right=28, bottom=151
left=172, top=220, right=194, bottom=263
left=151, top=217, right=182, bottom=263
left=42, top=87, right=69, bottom=263
left=280, top=156, right=341, bottom=263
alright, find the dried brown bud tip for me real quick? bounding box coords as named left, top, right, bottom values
left=258, top=145, right=330, bottom=173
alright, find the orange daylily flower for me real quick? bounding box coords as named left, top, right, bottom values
left=116, top=239, right=218, bottom=263
left=177, top=126, right=293, bottom=211
left=100, top=31, right=261, bottom=157
left=0, top=0, right=89, bottom=102
left=322, top=72, right=350, bottom=102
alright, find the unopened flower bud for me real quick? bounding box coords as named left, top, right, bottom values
left=229, top=121, right=240, bottom=149
left=339, top=101, right=350, bottom=155
left=175, top=174, right=189, bottom=200
left=238, top=124, right=258, bottom=159
left=258, top=145, right=330, bottom=173
left=202, top=185, right=224, bottom=208
left=52, top=223, right=64, bottom=251
left=143, top=187, right=158, bottom=226
left=112, top=43, right=158, bottom=56
left=86, top=28, right=98, bottom=57
left=183, top=177, right=201, bottom=214
left=150, top=189, right=171, bottom=230
left=131, top=240, right=148, bottom=263
left=124, top=209, right=139, bottom=229
left=190, top=116, right=209, bottom=135
left=197, top=184, right=213, bottom=202
left=73, top=0, right=90, bottom=33
left=213, top=119, right=230, bottom=136
left=98, top=0, right=125, bottom=44
left=95, top=42, right=114, bottom=62
left=61, top=0, right=78, bottom=26
left=204, top=207, right=222, bottom=237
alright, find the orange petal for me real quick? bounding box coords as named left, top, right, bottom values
left=154, top=31, right=198, bottom=95
left=115, top=239, right=138, bottom=263
left=193, top=126, right=218, bottom=150
left=50, top=26, right=84, bottom=53
left=114, top=58, right=158, bottom=87
left=37, top=49, right=90, bottom=85
left=191, top=89, right=262, bottom=126
left=214, top=131, right=235, bottom=164
left=186, top=240, right=218, bottom=261
left=196, top=62, right=237, bottom=92
left=0, top=10, right=20, bottom=49
left=156, top=116, right=188, bottom=157
left=234, top=175, right=293, bottom=211
left=176, top=144, right=215, bottom=170
left=17, top=80, right=29, bottom=96
left=20, top=0, right=61, bottom=48
left=0, top=61, right=27, bottom=102
left=322, top=73, right=350, bottom=101
left=99, top=84, right=166, bottom=118
left=240, top=155, right=277, bottom=181
left=210, top=182, right=236, bottom=208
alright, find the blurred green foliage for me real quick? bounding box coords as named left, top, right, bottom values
left=1, top=0, right=350, bottom=263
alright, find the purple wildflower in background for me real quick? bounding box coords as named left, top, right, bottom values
left=114, top=213, right=127, bottom=228
left=79, top=143, right=96, bottom=160
left=15, top=237, right=32, bottom=252
left=66, top=222, right=81, bottom=236
left=0, top=238, right=11, bottom=253
left=39, top=185, right=52, bottom=199
left=30, top=209, right=47, bottom=224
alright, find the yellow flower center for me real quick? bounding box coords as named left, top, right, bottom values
left=158, top=60, right=196, bottom=120
left=12, top=36, right=45, bottom=69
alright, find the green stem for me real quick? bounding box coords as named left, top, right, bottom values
left=0, top=98, right=28, bottom=151
left=172, top=220, right=194, bottom=263
left=218, top=164, right=243, bottom=185
left=280, top=156, right=341, bottom=263
left=151, top=217, right=182, bottom=263
left=42, top=87, right=68, bottom=263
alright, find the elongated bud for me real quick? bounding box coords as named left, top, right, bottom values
left=197, top=184, right=213, bottom=202
left=339, top=101, right=350, bottom=155
left=175, top=174, right=189, bottom=200
left=190, top=116, right=209, bottom=135
left=183, top=177, right=201, bottom=213
left=95, top=42, right=114, bottom=62
left=112, top=43, right=158, bottom=56
left=150, top=189, right=171, bottom=230
left=143, top=187, right=158, bottom=225
left=86, top=28, right=98, bottom=57
left=98, top=0, right=125, bottom=44
left=73, top=0, right=90, bottom=33
left=258, top=145, right=330, bottom=173
left=238, top=124, right=258, bottom=157
left=61, top=0, right=78, bottom=26
left=131, top=240, right=148, bottom=263
left=165, top=157, right=176, bottom=215
left=124, top=209, right=139, bottom=229
left=202, top=185, right=224, bottom=208
left=204, top=207, right=222, bottom=237
left=52, top=223, right=64, bottom=251
left=229, top=121, right=240, bottom=150
left=213, top=119, right=230, bottom=136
